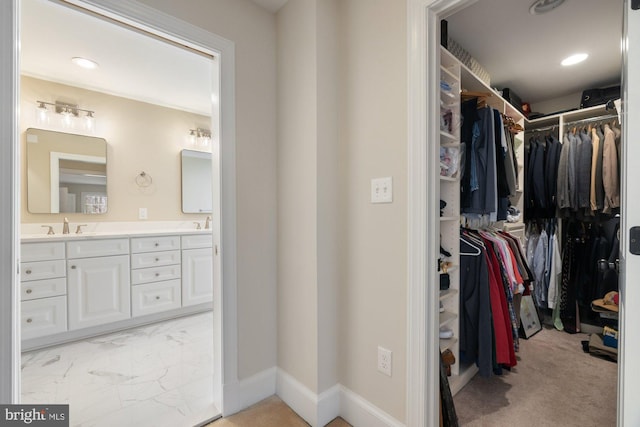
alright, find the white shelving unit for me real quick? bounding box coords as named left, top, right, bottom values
left=439, top=47, right=462, bottom=380
left=438, top=46, right=526, bottom=395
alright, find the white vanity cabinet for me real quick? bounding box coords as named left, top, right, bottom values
left=20, top=231, right=214, bottom=349
left=130, top=236, right=182, bottom=316
left=67, top=239, right=131, bottom=330
left=181, top=234, right=214, bottom=307
left=20, top=242, right=67, bottom=340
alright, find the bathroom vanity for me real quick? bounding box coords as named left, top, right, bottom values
left=20, top=229, right=213, bottom=350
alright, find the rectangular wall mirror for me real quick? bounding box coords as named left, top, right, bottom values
left=181, top=149, right=212, bottom=213
left=26, top=128, right=107, bottom=214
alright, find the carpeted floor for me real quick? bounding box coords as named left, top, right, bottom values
left=453, top=326, right=618, bottom=427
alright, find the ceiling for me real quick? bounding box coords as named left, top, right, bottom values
left=20, top=0, right=214, bottom=116
left=251, top=0, right=288, bottom=13
left=21, top=0, right=622, bottom=117
left=445, top=0, right=623, bottom=107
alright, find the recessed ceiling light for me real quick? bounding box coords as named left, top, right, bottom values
left=561, top=53, right=588, bottom=66
left=71, top=57, right=99, bottom=70
left=529, top=0, right=565, bottom=15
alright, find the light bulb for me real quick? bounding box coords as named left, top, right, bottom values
left=85, top=111, right=95, bottom=131
left=36, top=102, right=48, bottom=125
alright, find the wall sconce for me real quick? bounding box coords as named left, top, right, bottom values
left=36, top=100, right=96, bottom=132
left=189, top=128, right=212, bottom=147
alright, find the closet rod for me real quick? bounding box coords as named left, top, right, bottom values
left=564, top=113, right=619, bottom=126
left=526, top=124, right=558, bottom=133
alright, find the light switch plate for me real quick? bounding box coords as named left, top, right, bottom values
left=371, top=177, right=393, bottom=203
left=139, top=207, right=148, bottom=220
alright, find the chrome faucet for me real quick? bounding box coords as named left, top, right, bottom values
left=63, top=217, right=70, bottom=234
left=193, top=222, right=202, bottom=230
left=205, top=216, right=212, bottom=230
left=75, top=224, right=87, bottom=234
left=41, top=225, right=55, bottom=235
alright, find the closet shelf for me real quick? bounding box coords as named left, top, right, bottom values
left=440, top=65, right=459, bottom=82
left=439, top=288, right=458, bottom=301
left=439, top=310, right=457, bottom=327
left=448, top=364, right=480, bottom=396
left=440, top=337, right=458, bottom=352
left=440, top=130, right=457, bottom=141
left=439, top=175, right=459, bottom=182
left=440, top=216, right=460, bottom=222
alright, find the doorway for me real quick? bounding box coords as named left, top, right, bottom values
left=0, top=0, right=237, bottom=423
left=407, top=0, right=629, bottom=425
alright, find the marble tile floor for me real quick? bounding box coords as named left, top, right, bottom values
left=21, top=311, right=216, bottom=427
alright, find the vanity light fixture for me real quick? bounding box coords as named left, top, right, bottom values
left=36, top=100, right=97, bottom=132
left=189, top=128, right=212, bottom=147
left=561, top=53, right=588, bottom=66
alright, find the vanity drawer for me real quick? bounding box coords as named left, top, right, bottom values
left=131, top=264, right=181, bottom=285
left=131, top=250, right=181, bottom=270
left=21, top=278, right=66, bottom=301
left=21, top=296, right=67, bottom=340
left=67, top=238, right=129, bottom=259
left=131, top=236, right=180, bottom=253
left=181, top=234, right=213, bottom=250
left=21, top=242, right=65, bottom=262
left=21, top=260, right=66, bottom=282
left=131, top=279, right=181, bottom=317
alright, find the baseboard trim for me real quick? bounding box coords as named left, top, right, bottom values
left=223, top=366, right=277, bottom=416
left=276, top=368, right=404, bottom=427
left=339, top=385, right=405, bottom=427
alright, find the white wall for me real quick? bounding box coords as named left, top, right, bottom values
left=137, top=0, right=278, bottom=381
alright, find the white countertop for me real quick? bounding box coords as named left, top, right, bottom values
left=21, top=221, right=213, bottom=242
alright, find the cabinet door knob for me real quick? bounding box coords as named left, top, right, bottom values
left=26, top=318, right=33, bottom=323
left=154, top=242, right=159, bottom=247
left=155, top=272, right=160, bottom=277
left=26, top=289, right=32, bottom=294
left=155, top=296, right=160, bottom=300
left=25, top=269, right=32, bottom=274
left=155, top=258, right=159, bottom=262
left=71, top=265, right=76, bottom=270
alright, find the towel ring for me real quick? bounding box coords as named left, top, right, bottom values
left=135, top=171, right=153, bottom=188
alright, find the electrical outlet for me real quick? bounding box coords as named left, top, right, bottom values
left=371, top=177, right=393, bottom=204
left=378, top=346, right=392, bottom=376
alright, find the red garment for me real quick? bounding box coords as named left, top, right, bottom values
left=483, top=239, right=517, bottom=368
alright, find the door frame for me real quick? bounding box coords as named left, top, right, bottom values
left=0, top=0, right=238, bottom=417
left=407, top=0, right=629, bottom=426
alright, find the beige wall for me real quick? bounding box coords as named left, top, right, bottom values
left=21, top=76, right=209, bottom=222
left=136, top=0, right=278, bottom=380
left=275, top=0, right=407, bottom=420
left=276, top=0, right=319, bottom=393
left=336, top=0, right=407, bottom=421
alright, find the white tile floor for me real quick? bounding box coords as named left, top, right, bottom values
left=21, top=311, right=215, bottom=427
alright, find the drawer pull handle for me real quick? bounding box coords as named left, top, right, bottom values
left=155, top=272, right=160, bottom=277
left=155, top=296, right=160, bottom=300
left=26, top=289, right=32, bottom=294
left=155, top=258, right=159, bottom=262
left=26, top=318, right=33, bottom=323
left=25, top=269, right=32, bottom=275
left=154, top=243, right=159, bottom=247
left=71, top=265, right=76, bottom=270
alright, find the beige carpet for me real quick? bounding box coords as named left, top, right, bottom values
left=206, top=395, right=351, bottom=427
left=453, top=326, right=618, bottom=427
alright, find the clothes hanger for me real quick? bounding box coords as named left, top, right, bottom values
left=460, top=234, right=482, bottom=256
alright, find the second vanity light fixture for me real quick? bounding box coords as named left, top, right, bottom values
left=36, top=100, right=96, bottom=132
left=189, top=128, right=212, bottom=147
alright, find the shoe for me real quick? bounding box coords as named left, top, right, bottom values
left=439, top=327, right=453, bottom=339
left=439, top=301, right=445, bottom=313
